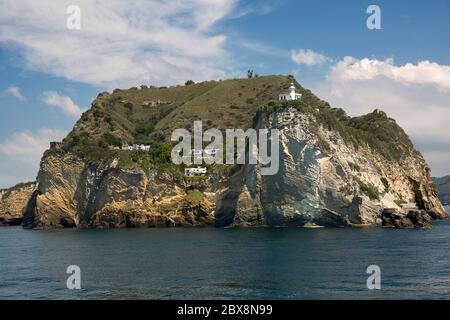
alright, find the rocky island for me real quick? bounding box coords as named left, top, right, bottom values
left=0, top=76, right=447, bottom=229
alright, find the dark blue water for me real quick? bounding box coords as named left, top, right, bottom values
left=2, top=220, right=450, bottom=300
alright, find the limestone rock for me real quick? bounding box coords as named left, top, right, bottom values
left=23, top=151, right=216, bottom=229
left=216, top=107, right=447, bottom=227
left=0, top=182, right=37, bottom=226
left=382, top=208, right=432, bottom=228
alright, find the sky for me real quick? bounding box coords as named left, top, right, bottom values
left=0, top=0, right=450, bottom=188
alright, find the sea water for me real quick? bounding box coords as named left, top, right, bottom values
left=1, top=220, right=450, bottom=299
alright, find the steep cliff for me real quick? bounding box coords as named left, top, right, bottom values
left=216, top=106, right=446, bottom=227
left=15, top=75, right=447, bottom=228
left=23, top=151, right=218, bottom=229
left=0, top=182, right=37, bottom=225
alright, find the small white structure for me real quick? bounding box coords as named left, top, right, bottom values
left=185, top=167, right=207, bottom=177
left=278, top=82, right=302, bottom=101
left=122, top=144, right=151, bottom=152
left=401, top=203, right=418, bottom=211
left=142, top=101, right=157, bottom=107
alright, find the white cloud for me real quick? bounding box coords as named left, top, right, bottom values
left=0, top=0, right=238, bottom=89
left=0, top=128, right=67, bottom=187
left=315, top=56, right=450, bottom=177
left=230, top=0, right=281, bottom=19
left=331, top=56, right=450, bottom=92
left=291, top=49, right=329, bottom=66
left=2, top=85, right=26, bottom=101
left=42, top=91, right=84, bottom=118
left=0, top=128, right=66, bottom=163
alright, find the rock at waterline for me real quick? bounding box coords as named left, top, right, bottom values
left=382, top=208, right=432, bottom=228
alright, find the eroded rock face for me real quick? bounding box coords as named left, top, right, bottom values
left=19, top=108, right=447, bottom=229
left=23, top=152, right=217, bottom=229
left=23, top=153, right=85, bottom=229
left=0, top=182, right=37, bottom=226
left=216, top=108, right=447, bottom=227
left=382, top=209, right=432, bottom=228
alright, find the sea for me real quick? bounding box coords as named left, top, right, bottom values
left=1, top=211, right=450, bottom=300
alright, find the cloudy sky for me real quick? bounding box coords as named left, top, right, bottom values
left=0, top=0, right=449, bottom=188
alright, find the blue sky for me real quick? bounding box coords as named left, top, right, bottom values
left=226, top=0, right=450, bottom=84
left=1, top=0, right=450, bottom=187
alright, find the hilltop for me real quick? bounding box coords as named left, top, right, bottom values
left=55, top=75, right=419, bottom=173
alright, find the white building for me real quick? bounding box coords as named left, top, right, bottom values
left=185, top=167, right=207, bottom=177
left=122, top=144, right=151, bottom=152
left=278, top=83, right=302, bottom=101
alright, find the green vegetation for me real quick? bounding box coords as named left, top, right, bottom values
left=186, top=189, right=204, bottom=203
left=261, top=79, right=416, bottom=161
left=394, top=199, right=406, bottom=207
left=317, top=138, right=331, bottom=152
left=59, top=74, right=416, bottom=175
left=348, top=162, right=361, bottom=172
left=356, top=179, right=380, bottom=200
left=102, top=132, right=122, bottom=147
left=381, top=177, right=389, bottom=191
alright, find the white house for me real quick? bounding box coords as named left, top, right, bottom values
left=185, top=167, right=207, bottom=177
left=278, top=83, right=302, bottom=101
left=122, top=144, right=151, bottom=151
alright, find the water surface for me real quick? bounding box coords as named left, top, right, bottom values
left=1, top=220, right=450, bottom=299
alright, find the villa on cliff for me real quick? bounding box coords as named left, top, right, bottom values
left=278, top=83, right=302, bottom=101
left=185, top=167, right=207, bottom=177
left=121, top=144, right=151, bottom=151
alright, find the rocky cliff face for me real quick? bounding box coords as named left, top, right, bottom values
left=22, top=151, right=218, bottom=229
left=216, top=107, right=447, bottom=227
left=23, top=106, right=446, bottom=229
left=0, top=182, right=37, bottom=225
left=7, top=76, right=447, bottom=229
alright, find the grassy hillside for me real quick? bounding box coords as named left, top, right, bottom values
left=155, top=75, right=290, bottom=132
left=54, top=75, right=419, bottom=174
